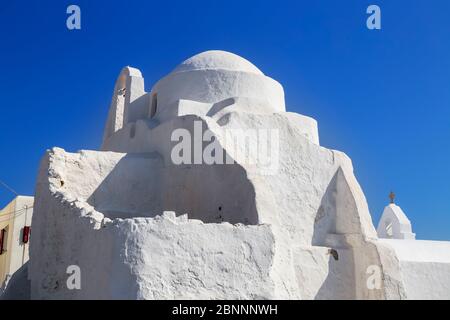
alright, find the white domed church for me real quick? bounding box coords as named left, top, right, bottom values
left=5, top=51, right=449, bottom=300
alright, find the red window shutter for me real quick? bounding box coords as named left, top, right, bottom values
left=23, top=226, right=31, bottom=244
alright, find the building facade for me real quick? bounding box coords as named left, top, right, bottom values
left=0, top=196, right=33, bottom=289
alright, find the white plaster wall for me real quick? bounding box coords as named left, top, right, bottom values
left=292, top=245, right=355, bottom=299
left=100, top=110, right=362, bottom=247
left=378, top=239, right=450, bottom=299
left=397, top=262, right=450, bottom=299
left=108, top=214, right=276, bottom=299
left=44, top=147, right=258, bottom=225
left=31, top=106, right=387, bottom=300
left=29, top=148, right=278, bottom=299
left=65, top=90, right=383, bottom=300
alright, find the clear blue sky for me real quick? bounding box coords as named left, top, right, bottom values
left=1, top=0, right=449, bottom=240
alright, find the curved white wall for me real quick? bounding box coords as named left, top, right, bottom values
left=151, top=69, right=286, bottom=119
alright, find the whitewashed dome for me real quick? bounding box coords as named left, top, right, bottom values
left=172, top=50, right=264, bottom=75
left=151, top=50, right=285, bottom=117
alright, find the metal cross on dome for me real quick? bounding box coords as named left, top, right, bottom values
left=389, top=191, right=395, bottom=204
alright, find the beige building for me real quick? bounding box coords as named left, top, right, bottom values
left=0, top=196, right=33, bottom=288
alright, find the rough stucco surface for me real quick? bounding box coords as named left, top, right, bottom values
left=110, top=215, right=276, bottom=300
left=28, top=148, right=278, bottom=299
left=378, top=240, right=450, bottom=299
left=16, top=50, right=450, bottom=299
